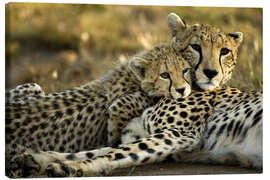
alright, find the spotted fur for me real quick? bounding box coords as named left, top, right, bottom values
left=5, top=44, right=192, bottom=177
left=5, top=83, right=45, bottom=104
left=12, top=87, right=261, bottom=177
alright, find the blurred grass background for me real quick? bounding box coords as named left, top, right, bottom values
left=5, top=3, right=262, bottom=93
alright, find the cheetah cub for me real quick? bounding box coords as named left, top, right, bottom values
left=6, top=44, right=192, bottom=177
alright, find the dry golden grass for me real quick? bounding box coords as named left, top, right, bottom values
left=5, top=3, right=262, bottom=92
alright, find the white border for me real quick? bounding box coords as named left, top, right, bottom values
left=1, top=0, right=266, bottom=7
left=1, top=0, right=268, bottom=180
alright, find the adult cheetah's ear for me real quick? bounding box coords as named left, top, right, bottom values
left=168, top=13, right=186, bottom=37
left=228, top=32, right=243, bottom=47
left=129, top=57, right=150, bottom=81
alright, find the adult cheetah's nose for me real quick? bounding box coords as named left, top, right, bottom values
left=176, top=87, right=186, bottom=96
left=203, top=69, right=218, bottom=80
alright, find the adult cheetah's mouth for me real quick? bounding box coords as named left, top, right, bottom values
left=196, top=80, right=219, bottom=91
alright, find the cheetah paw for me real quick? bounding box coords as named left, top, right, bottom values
left=7, top=153, right=40, bottom=178
left=45, top=161, right=83, bottom=177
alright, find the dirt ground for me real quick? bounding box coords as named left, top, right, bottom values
left=33, top=162, right=261, bottom=177
left=108, top=162, right=262, bottom=176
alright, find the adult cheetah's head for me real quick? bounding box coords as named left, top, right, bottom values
left=129, top=46, right=192, bottom=99
left=168, top=13, right=243, bottom=90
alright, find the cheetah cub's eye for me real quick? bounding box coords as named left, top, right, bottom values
left=183, top=68, right=191, bottom=74
left=160, top=72, right=170, bottom=79
left=220, top=48, right=231, bottom=56
left=190, top=44, right=201, bottom=52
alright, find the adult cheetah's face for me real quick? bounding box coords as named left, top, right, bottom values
left=168, top=13, right=243, bottom=90
left=129, top=51, right=192, bottom=99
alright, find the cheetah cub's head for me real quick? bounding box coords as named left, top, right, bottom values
left=168, top=13, right=243, bottom=90
left=129, top=45, right=192, bottom=99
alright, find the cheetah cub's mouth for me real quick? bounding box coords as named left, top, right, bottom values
left=170, top=85, right=191, bottom=99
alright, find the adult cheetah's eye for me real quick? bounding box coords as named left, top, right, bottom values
left=190, top=44, right=201, bottom=52
left=160, top=72, right=170, bottom=79
left=220, top=48, right=231, bottom=56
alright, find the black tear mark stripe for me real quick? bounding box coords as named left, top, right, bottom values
left=195, top=46, right=203, bottom=71
left=219, top=52, right=225, bottom=79
left=164, top=62, right=173, bottom=96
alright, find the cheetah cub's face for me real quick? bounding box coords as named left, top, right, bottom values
left=168, top=13, right=243, bottom=90
left=129, top=46, right=192, bottom=99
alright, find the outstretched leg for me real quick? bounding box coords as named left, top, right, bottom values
left=45, top=129, right=200, bottom=177
left=7, top=147, right=114, bottom=177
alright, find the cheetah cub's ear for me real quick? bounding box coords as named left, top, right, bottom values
left=228, top=32, right=244, bottom=47
left=129, top=57, right=150, bottom=81
left=168, top=13, right=187, bottom=37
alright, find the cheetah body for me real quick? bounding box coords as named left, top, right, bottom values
left=5, top=44, right=192, bottom=177
left=16, top=87, right=261, bottom=177
left=122, top=88, right=262, bottom=168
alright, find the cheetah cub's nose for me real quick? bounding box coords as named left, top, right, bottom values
left=172, top=86, right=190, bottom=99
left=176, top=87, right=186, bottom=96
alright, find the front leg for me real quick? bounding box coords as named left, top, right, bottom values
left=8, top=147, right=115, bottom=177
left=45, top=129, right=200, bottom=177
left=108, top=92, right=154, bottom=146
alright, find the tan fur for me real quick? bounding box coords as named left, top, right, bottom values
left=5, top=44, right=192, bottom=177
left=12, top=87, right=261, bottom=177
left=168, top=13, right=243, bottom=90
